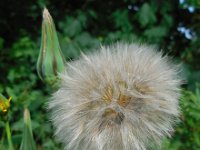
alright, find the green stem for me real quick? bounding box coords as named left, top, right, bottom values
left=5, top=121, right=14, bottom=150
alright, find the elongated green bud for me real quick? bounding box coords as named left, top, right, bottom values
left=20, top=108, right=36, bottom=150
left=37, top=8, right=65, bottom=85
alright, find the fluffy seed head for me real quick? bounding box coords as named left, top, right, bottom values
left=49, top=43, right=182, bottom=150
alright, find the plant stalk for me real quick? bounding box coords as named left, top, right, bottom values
left=5, top=121, right=14, bottom=150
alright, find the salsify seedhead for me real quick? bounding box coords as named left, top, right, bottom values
left=49, top=43, right=182, bottom=150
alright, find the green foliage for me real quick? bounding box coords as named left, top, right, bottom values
left=0, top=36, right=60, bottom=149
left=163, top=85, right=200, bottom=149
left=0, top=0, right=200, bottom=149
left=136, top=3, right=157, bottom=27
left=58, top=11, right=100, bottom=59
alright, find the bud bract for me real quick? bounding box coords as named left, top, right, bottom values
left=37, top=8, right=65, bottom=85
left=20, top=108, right=36, bottom=150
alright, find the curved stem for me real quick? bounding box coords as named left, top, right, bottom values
left=5, top=121, right=14, bottom=150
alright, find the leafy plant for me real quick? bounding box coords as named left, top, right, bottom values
left=0, top=0, right=200, bottom=149
left=163, top=85, right=200, bottom=149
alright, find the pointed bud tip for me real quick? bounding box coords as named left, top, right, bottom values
left=24, top=108, right=30, bottom=124
left=43, top=7, right=51, bottom=20
left=37, top=7, right=65, bottom=86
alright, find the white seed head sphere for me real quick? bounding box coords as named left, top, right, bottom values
left=49, top=43, right=182, bottom=150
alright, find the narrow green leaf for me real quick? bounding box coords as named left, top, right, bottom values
left=5, top=121, right=14, bottom=150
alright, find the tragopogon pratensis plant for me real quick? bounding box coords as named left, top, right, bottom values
left=48, top=43, right=182, bottom=150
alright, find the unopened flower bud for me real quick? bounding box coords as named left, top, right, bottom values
left=37, top=8, right=65, bottom=85
left=20, top=108, right=36, bottom=150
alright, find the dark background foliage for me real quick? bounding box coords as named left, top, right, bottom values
left=0, top=0, right=200, bottom=149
